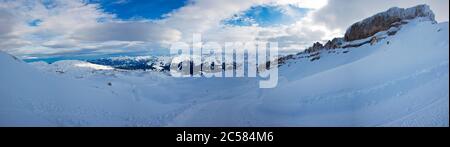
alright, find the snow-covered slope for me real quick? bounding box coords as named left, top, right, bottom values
left=165, top=19, right=448, bottom=126
left=257, top=20, right=449, bottom=126
left=0, top=52, right=193, bottom=126
left=1, top=18, right=449, bottom=126
left=29, top=60, right=116, bottom=79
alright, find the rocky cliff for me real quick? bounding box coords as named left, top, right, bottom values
left=344, top=4, right=436, bottom=41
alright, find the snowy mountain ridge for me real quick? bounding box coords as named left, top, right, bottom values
left=276, top=5, right=439, bottom=67
left=345, top=4, right=436, bottom=41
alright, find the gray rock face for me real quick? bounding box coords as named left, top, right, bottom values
left=344, top=4, right=436, bottom=41
left=324, top=37, right=344, bottom=49
left=305, top=42, right=324, bottom=53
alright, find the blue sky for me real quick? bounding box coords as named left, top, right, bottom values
left=225, top=5, right=311, bottom=27
left=91, top=0, right=189, bottom=20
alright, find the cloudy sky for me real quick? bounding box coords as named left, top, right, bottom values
left=0, top=0, right=448, bottom=59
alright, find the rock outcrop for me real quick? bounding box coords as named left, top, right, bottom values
left=344, top=4, right=436, bottom=41
left=324, top=37, right=344, bottom=49
left=305, top=42, right=324, bottom=53
left=276, top=4, right=438, bottom=65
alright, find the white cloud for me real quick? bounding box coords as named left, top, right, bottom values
left=71, top=21, right=181, bottom=43
left=274, top=0, right=328, bottom=9
left=161, top=0, right=271, bottom=40
left=0, top=0, right=179, bottom=57
left=0, top=9, right=16, bottom=37
left=157, top=0, right=335, bottom=53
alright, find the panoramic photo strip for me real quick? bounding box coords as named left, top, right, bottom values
left=0, top=0, right=448, bottom=144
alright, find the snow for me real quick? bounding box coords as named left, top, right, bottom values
left=29, top=60, right=116, bottom=79
left=1, top=18, right=449, bottom=126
